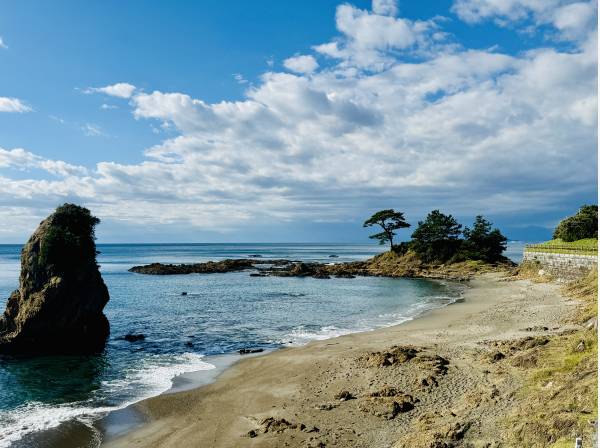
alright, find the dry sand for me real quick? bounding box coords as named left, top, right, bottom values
left=103, top=273, right=578, bottom=448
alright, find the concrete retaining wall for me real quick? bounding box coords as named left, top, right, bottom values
left=523, top=251, right=597, bottom=281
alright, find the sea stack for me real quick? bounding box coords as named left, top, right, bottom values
left=0, top=204, right=109, bottom=354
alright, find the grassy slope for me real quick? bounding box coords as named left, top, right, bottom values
left=525, top=238, right=598, bottom=255
left=506, top=270, right=598, bottom=447
left=365, top=250, right=513, bottom=280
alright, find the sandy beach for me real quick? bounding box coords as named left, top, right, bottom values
left=101, top=271, right=591, bottom=448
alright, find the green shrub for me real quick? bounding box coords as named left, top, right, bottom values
left=553, top=205, right=598, bottom=242
left=39, top=203, right=100, bottom=275
left=460, top=215, right=507, bottom=263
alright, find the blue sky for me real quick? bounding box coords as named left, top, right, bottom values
left=0, top=0, right=597, bottom=243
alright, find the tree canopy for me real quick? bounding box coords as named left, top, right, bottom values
left=553, top=205, right=598, bottom=242
left=410, top=210, right=463, bottom=263
left=462, top=215, right=507, bottom=262
left=363, top=209, right=411, bottom=250
left=365, top=209, right=508, bottom=264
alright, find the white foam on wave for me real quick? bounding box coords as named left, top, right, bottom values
left=0, top=352, right=214, bottom=448
left=284, top=325, right=363, bottom=345
left=282, top=292, right=464, bottom=347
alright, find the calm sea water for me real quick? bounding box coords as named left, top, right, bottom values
left=0, top=242, right=522, bottom=446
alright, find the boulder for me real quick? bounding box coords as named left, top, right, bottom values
left=239, top=348, right=264, bottom=355
left=121, top=333, right=145, bottom=342
left=0, top=204, right=109, bottom=354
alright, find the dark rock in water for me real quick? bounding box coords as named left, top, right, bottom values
left=288, top=262, right=315, bottom=277
left=0, top=204, right=109, bottom=355
left=121, top=333, right=145, bottom=342
left=249, top=273, right=267, bottom=277
left=128, top=258, right=293, bottom=275
left=185, top=341, right=194, bottom=348
left=181, top=292, right=188, bottom=296
left=239, top=348, right=264, bottom=355
left=329, top=254, right=339, bottom=258
left=249, top=254, right=263, bottom=258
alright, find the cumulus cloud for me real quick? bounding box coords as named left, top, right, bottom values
left=0, top=97, right=31, bottom=113
left=0, top=37, right=7, bottom=49
left=85, top=82, right=137, bottom=98
left=0, top=147, right=88, bottom=176
left=452, top=0, right=598, bottom=41
left=283, top=55, right=319, bottom=74
left=0, top=1, right=596, bottom=240
left=314, top=3, right=448, bottom=70
left=372, top=0, right=399, bottom=16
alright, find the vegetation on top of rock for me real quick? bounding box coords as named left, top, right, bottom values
left=410, top=210, right=463, bottom=263
left=460, top=215, right=508, bottom=263
left=363, top=209, right=410, bottom=250
left=39, top=203, right=101, bottom=275
left=553, top=204, right=598, bottom=242
left=0, top=203, right=109, bottom=354
left=365, top=209, right=508, bottom=264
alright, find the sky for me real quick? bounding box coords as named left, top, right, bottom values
left=0, top=0, right=597, bottom=243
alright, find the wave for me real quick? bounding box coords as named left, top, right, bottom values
left=281, top=291, right=463, bottom=346
left=0, top=353, right=214, bottom=448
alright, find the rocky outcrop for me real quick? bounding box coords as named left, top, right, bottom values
left=128, top=258, right=294, bottom=275
left=0, top=204, right=110, bottom=354
left=128, top=250, right=514, bottom=280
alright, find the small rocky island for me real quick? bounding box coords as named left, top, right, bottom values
left=128, top=252, right=513, bottom=281
left=129, top=210, right=515, bottom=281
left=0, top=204, right=110, bottom=354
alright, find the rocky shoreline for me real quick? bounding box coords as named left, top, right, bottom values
left=128, top=251, right=515, bottom=281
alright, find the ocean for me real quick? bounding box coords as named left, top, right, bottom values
left=0, top=243, right=523, bottom=447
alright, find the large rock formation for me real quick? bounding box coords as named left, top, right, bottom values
left=0, top=204, right=109, bottom=354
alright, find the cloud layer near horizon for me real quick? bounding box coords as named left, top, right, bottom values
left=0, top=0, right=597, bottom=240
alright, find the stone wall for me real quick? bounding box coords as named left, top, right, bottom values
left=523, top=251, right=598, bottom=281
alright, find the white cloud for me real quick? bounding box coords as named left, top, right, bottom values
left=81, top=123, right=105, bottom=137
left=0, top=37, right=7, bottom=49
left=233, top=73, right=248, bottom=84
left=451, top=0, right=597, bottom=41
left=85, top=82, right=137, bottom=98
left=552, top=2, right=597, bottom=41
left=0, top=1, right=596, bottom=240
left=100, top=103, right=118, bottom=110
left=0, top=97, right=31, bottom=113
left=314, top=4, right=447, bottom=70
left=283, top=54, right=319, bottom=74
left=372, top=0, right=399, bottom=16
left=0, top=147, right=88, bottom=176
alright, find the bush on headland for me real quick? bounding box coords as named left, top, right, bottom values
left=553, top=205, right=598, bottom=242
left=366, top=209, right=508, bottom=265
